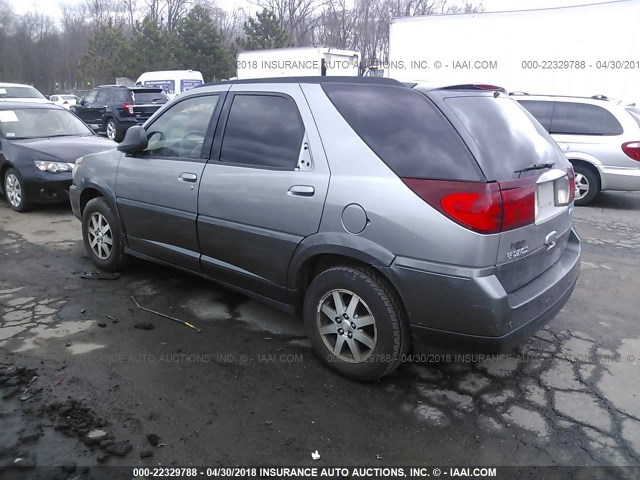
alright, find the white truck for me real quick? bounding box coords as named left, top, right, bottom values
left=388, top=1, right=640, bottom=103
left=236, top=47, right=361, bottom=79
left=135, top=70, right=204, bottom=99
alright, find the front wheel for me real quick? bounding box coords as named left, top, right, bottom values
left=303, top=266, right=410, bottom=381
left=4, top=168, right=31, bottom=212
left=82, top=197, right=129, bottom=271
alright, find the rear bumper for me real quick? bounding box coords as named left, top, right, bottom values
left=381, top=228, right=581, bottom=353
left=598, top=165, right=640, bottom=192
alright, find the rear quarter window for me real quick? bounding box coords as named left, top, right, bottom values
left=551, top=102, right=623, bottom=135
left=322, top=84, right=482, bottom=181
left=517, top=100, right=554, bottom=131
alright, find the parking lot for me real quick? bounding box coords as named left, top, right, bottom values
left=1, top=192, right=639, bottom=473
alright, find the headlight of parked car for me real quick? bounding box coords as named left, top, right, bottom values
left=34, top=161, right=75, bottom=173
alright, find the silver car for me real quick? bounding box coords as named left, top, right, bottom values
left=515, top=94, right=640, bottom=205
left=70, top=78, right=580, bottom=381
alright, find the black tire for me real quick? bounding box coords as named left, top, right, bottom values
left=303, top=265, right=410, bottom=381
left=3, top=168, right=32, bottom=212
left=573, top=163, right=600, bottom=206
left=105, top=118, right=123, bottom=142
left=81, top=197, right=129, bottom=271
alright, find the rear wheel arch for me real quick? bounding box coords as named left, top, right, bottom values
left=569, top=159, right=601, bottom=205
left=292, top=252, right=408, bottom=323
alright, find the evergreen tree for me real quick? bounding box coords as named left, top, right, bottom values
left=242, top=9, right=290, bottom=50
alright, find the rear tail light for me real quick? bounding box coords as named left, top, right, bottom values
left=567, top=164, right=576, bottom=204
left=401, top=177, right=536, bottom=234
left=121, top=103, right=134, bottom=115
left=622, top=141, right=640, bottom=161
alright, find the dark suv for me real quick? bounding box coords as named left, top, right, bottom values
left=73, top=85, right=168, bottom=142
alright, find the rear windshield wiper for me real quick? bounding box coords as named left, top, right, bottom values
left=514, top=162, right=555, bottom=174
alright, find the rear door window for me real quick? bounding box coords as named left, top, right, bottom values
left=220, top=94, right=304, bottom=169
left=517, top=100, right=554, bottom=131
left=95, top=90, right=109, bottom=105
left=323, top=84, right=481, bottom=181
left=445, top=95, right=566, bottom=181
left=550, top=102, right=623, bottom=135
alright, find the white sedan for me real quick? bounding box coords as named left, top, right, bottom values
left=49, top=94, right=80, bottom=109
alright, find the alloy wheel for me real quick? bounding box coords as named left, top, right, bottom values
left=574, top=172, right=589, bottom=200
left=87, top=212, right=113, bottom=260
left=5, top=173, right=22, bottom=208
left=106, top=121, right=116, bottom=140
left=316, top=289, right=377, bottom=363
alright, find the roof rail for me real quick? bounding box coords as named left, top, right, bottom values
left=203, top=76, right=404, bottom=87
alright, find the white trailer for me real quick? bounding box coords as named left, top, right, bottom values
left=236, top=47, right=361, bottom=79
left=388, top=1, right=640, bottom=103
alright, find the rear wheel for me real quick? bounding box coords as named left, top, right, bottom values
left=303, top=265, right=410, bottom=381
left=4, top=168, right=31, bottom=212
left=105, top=118, right=123, bottom=142
left=82, top=197, right=129, bottom=271
left=573, top=163, right=600, bottom=206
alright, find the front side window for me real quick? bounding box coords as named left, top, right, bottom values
left=220, top=94, right=305, bottom=169
left=551, top=102, right=623, bottom=135
left=144, top=95, right=219, bottom=159
left=83, top=90, right=98, bottom=104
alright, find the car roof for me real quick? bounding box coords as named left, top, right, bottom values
left=202, top=76, right=404, bottom=87
left=97, top=85, right=164, bottom=91
left=0, top=82, right=39, bottom=88
left=0, top=102, right=61, bottom=110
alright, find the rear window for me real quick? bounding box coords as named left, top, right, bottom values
left=0, top=86, right=45, bottom=99
left=445, top=95, right=566, bottom=181
left=550, top=102, right=623, bottom=135
left=322, top=84, right=482, bottom=181
left=129, top=89, right=168, bottom=103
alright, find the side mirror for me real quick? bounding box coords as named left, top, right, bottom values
left=117, top=126, right=148, bottom=153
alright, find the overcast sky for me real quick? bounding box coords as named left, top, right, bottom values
left=8, top=0, right=619, bottom=19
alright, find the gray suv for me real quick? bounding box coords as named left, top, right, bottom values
left=515, top=94, right=640, bottom=205
left=70, top=77, right=581, bottom=381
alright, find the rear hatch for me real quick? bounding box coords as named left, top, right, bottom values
left=434, top=90, right=575, bottom=292
left=126, top=88, right=168, bottom=120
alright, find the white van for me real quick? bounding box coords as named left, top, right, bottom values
left=135, top=70, right=204, bottom=99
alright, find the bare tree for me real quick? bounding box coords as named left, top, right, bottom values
left=255, top=0, right=327, bottom=45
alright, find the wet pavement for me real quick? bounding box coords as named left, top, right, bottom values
left=0, top=193, right=639, bottom=478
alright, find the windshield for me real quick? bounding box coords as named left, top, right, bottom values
left=62, top=95, right=78, bottom=101
left=130, top=89, right=169, bottom=103
left=0, top=85, right=45, bottom=99
left=0, top=108, right=92, bottom=139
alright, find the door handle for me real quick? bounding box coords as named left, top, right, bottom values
left=179, top=173, right=198, bottom=183
left=288, top=185, right=315, bottom=197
